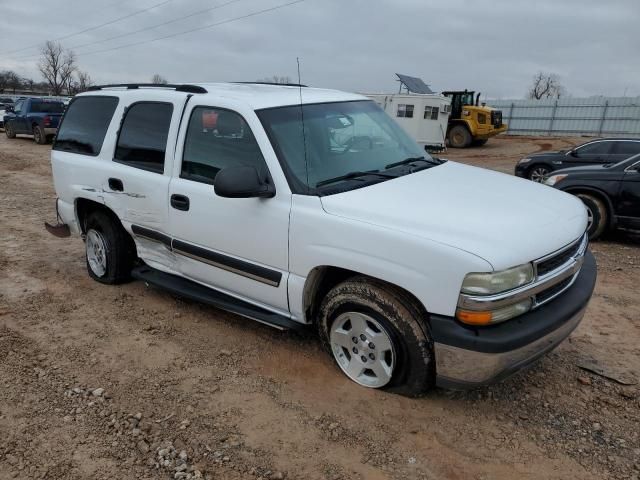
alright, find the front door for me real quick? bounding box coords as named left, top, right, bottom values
left=168, top=104, right=291, bottom=314
left=568, top=141, right=613, bottom=166
left=617, top=160, right=640, bottom=228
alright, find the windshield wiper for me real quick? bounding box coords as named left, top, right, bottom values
left=384, top=156, right=438, bottom=170
left=316, top=170, right=396, bottom=187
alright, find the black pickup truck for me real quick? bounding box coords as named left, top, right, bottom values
left=4, top=97, right=65, bottom=144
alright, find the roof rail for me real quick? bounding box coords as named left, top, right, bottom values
left=87, top=83, right=207, bottom=94
left=234, top=81, right=308, bottom=88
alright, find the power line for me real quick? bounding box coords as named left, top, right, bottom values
left=68, top=0, right=247, bottom=52
left=72, top=0, right=307, bottom=58
left=1, top=0, right=177, bottom=56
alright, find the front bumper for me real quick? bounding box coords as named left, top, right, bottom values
left=432, top=251, right=597, bottom=389
left=514, top=163, right=528, bottom=178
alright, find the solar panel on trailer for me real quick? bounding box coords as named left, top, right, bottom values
left=395, top=73, right=434, bottom=94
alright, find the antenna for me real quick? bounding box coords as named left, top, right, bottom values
left=297, top=57, right=310, bottom=193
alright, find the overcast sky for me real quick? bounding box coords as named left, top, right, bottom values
left=1, top=0, right=638, bottom=99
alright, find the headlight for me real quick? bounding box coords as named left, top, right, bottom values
left=460, top=263, right=534, bottom=295
left=518, top=157, right=532, bottom=164
left=544, top=174, right=568, bottom=186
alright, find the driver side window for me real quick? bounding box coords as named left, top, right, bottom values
left=576, top=142, right=611, bottom=155
left=13, top=100, right=23, bottom=114
left=181, top=107, right=269, bottom=185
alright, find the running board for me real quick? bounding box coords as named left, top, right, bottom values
left=132, top=265, right=305, bottom=332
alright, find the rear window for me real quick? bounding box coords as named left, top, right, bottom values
left=53, top=96, right=119, bottom=156
left=114, top=102, right=173, bottom=174
left=31, top=101, right=65, bottom=114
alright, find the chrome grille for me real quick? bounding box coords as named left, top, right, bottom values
left=536, top=236, right=584, bottom=277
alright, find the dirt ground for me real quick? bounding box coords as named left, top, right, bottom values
left=0, top=133, right=638, bottom=480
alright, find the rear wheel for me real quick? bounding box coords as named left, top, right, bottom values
left=33, top=125, right=47, bottom=144
left=318, top=276, right=434, bottom=396
left=5, top=123, right=15, bottom=138
left=577, top=193, right=608, bottom=240
left=528, top=165, right=550, bottom=183
left=448, top=125, right=472, bottom=148
left=85, top=211, right=136, bottom=284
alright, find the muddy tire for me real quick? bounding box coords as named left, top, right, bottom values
left=33, top=125, right=47, bottom=145
left=448, top=125, right=472, bottom=148
left=318, top=276, right=435, bottom=397
left=577, top=193, right=608, bottom=240
left=85, top=211, right=136, bottom=284
left=5, top=123, right=15, bottom=138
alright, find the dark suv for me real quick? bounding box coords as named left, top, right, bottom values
left=515, top=138, right=640, bottom=182
left=544, top=154, right=640, bottom=239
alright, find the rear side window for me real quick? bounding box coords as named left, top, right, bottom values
left=53, top=96, right=118, bottom=156
left=114, top=102, right=173, bottom=174
left=612, top=141, right=640, bottom=156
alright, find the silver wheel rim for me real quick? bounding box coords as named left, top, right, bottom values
left=86, top=229, right=107, bottom=277
left=586, top=205, right=594, bottom=230
left=34, top=129, right=40, bottom=142
left=530, top=167, right=549, bottom=183
left=329, top=312, right=395, bottom=388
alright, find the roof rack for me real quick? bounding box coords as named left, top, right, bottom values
left=87, top=83, right=207, bottom=94
left=234, top=81, right=308, bottom=88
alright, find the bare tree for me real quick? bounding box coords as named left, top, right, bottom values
left=528, top=72, right=565, bottom=100
left=76, top=70, right=93, bottom=92
left=151, top=74, right=168, bottom=84
left=257, top=75, right=292, bottom=84
left=38, top=41, right=76, bottom=95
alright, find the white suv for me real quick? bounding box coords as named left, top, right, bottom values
left=48, top=83, right=596, bottom=395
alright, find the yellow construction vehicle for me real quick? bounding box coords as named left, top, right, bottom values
left=442, top=90, right=507, bottom=148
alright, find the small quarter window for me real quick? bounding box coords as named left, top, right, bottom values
left=115, top=102, right=173, bottom=173
left=397, top=104, right=414, bottom=118
left=181, top=107, right=268, bottom=185
left=53, top=96, right=119, bottom=156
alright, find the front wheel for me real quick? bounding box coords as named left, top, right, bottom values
left=5, top=123, right=15, bottom=138
left=318, top=277, right=434, bottom=396
left=528, top=165, right=550, bottom=183
left=577, top=193, right=608, bottom=240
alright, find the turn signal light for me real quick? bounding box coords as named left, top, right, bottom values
left=456, top=309, right=492, bottom=325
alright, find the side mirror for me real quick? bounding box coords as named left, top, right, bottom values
left=569, top=149, right=578, bottom=157
left=214, top=165, right=275, bottom=199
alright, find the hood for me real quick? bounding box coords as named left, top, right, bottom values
left=320, top=161, right=587, bottom=270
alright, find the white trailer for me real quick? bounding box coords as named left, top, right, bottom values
left=365, top=93, right=451, bottom=151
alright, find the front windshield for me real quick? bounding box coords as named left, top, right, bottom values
left=257, top=100, right=432, bottom=193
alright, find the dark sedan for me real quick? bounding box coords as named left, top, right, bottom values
left=544, top=154, right=640, bottom=239
left=515, top=138, right=640, bottom=182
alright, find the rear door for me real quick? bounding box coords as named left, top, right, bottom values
left=100, top=92, right=189, bottom=273
left=569, top=141, right=613, bottom=166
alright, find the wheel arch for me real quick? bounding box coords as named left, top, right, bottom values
left=302, top=265, right=430, bottom=326
left=75, top=197, right=126, bottom=235
left=562, top=186, right=615, bottom=227
left=447, top=119, right=473, bottom=136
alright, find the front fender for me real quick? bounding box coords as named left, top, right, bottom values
left=288, top=196, right=492, bottom=321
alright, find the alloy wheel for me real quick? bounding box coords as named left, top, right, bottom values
left=86, top=229, right=108, bottom=277
left=329, top=311, right=395, bottom=388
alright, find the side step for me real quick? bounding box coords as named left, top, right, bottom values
left=132, top=265, right=305, bottom=332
